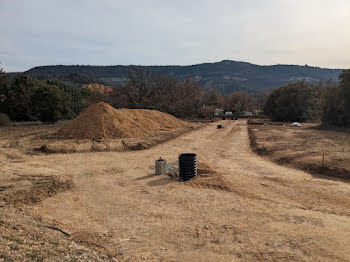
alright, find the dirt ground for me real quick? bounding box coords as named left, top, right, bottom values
left=248, top=120, right=350, bottom=180
left=1, top=120, right=350, bottom=261
left=0, top=121, right=197, bottom=155
left=0, top=206, right=111, bottom=261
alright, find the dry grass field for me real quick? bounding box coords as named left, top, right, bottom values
left=0, top=121, right=197, bottom=155
left=0, top=121, right=198, bottom=261
left=248, top=119, right=350, bottom=180
left=1, top=120, right=350, bottom=261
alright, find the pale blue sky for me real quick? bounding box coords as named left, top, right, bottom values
left=1, top=0, right=349, bottom=72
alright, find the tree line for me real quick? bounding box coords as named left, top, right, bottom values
left=71, top=67, right=258, bottom=119
left=0, top=66, right=257, bottom=123
left=263, top=69, right=350, bottom=126
left=0, top=68, right=88, bottom=123
left=105, top=67, right=256, bottom=119
left=1, top=65, right=349, bottom=126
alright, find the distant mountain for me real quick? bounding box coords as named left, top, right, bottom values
left=22, top=60, right=343, bottom=94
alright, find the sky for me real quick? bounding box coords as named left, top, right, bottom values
left=0, top=0, right=349, bottom=72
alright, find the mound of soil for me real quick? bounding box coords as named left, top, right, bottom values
left=2, top=175, right=72, bottom=206
left=56, top=102, right=186, bottom=139
left=82, top=83, right=113, bottom=95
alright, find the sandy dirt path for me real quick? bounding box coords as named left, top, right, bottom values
left=20, top=120, right=350, bottom=261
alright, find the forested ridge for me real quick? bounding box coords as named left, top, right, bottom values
left=12, top=60, right=342, bottom=94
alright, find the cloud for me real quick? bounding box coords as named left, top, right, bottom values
left=0, top=0, right=349, bottom=71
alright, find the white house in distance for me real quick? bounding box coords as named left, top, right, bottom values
left=214, top=108, right=224, bottom=117
left=243, top=111, right=253, bottom=117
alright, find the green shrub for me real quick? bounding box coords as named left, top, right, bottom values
left=0, top=112, right=11, bottom=126
left=0, top=73, right=86, bottom=123
left=322, top=70, right=350, bottom=126
left=30, top=83, right=72, bottom=123
left=6, top=74, right=36, bottom=121
left=264, top=81, right=322, bottom=122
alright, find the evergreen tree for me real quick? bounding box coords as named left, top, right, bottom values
left=322, top=70, right=350, bottom=126
left=30, top=83, right=72, bottom=123
left=264, top=81, right=322, bottom=122
left=6, top=74, right=36, bottom=121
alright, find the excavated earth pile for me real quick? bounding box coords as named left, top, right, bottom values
left=82, top=83, right=113, bottom=94
left=56, top=102, right=186, bottom=139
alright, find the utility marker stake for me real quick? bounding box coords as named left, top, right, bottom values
left=322, top=151, right=325, bottom=166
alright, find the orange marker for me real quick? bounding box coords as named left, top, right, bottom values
left=322, top=151, right=325, bottom=165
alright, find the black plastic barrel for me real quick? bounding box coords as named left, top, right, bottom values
left=179, top=153, right=197, bottom=181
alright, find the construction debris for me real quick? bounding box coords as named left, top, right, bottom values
left=291, top=122, right=302, bottom=127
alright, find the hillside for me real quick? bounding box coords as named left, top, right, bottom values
left=23, top=60, right=343, bottom=94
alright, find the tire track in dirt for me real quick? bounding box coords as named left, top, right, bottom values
left=21, top=119, right=350, bottom=261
